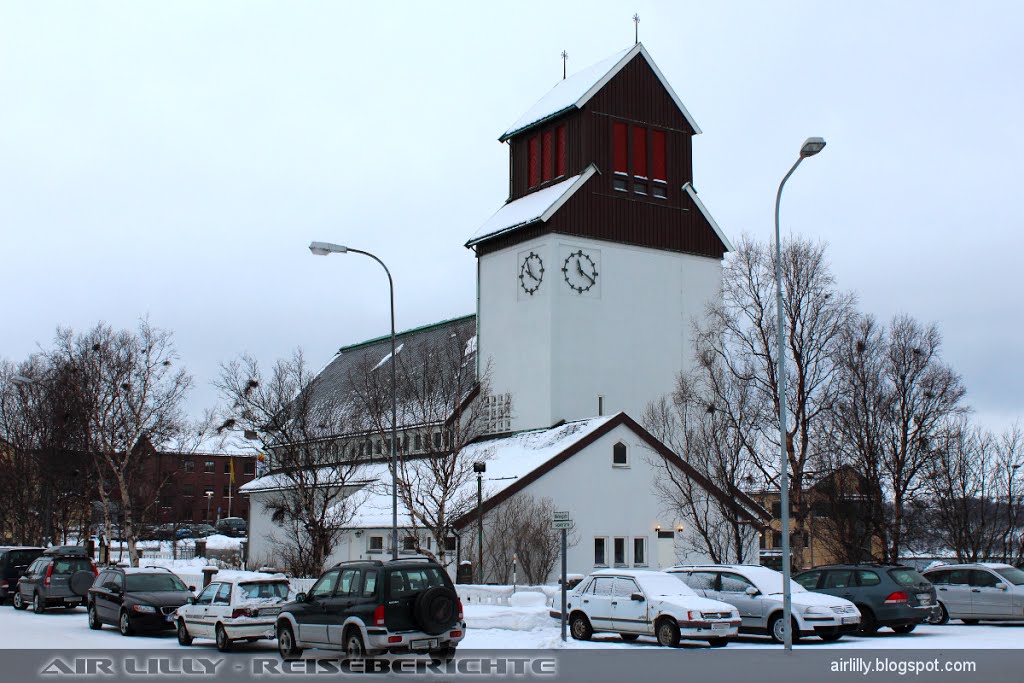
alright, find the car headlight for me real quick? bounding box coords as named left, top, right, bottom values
left=802, top=605, right=831, bottom=616
left=131, top=604, right=157, bottom=613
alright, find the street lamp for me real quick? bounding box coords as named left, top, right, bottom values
left=473, top=462, right=486, bottom=583
left=774, top=136, right=826, bottom=651
left=309, top=241, right=400, bottom=561
left=204, top=491, right=214, bottom=523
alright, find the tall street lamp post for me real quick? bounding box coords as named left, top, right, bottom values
left=309, top=241, right=400, bottom=561
left=474, top=462, right=486, bottom=583
left=775, top=136, right=826, bottom=651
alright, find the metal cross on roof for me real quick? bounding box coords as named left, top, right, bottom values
left=633, top=13, right=640, bottom=45
left=561, top=50, right=568, bottom=79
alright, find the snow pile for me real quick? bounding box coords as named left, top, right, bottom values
left=463, top=603, right=552, bottom=632
left=203, top=534, right=243, bottom=550
left=457, top=584, right=558, bottom=607
left=509, top=591, right=547, bottom=608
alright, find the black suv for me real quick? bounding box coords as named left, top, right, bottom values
left=0, top=546, right=44, bottom=604
left=276, top=558, right=465, bottom=660
left=12, top=546, right=96, bottom=613
left=215, top=517, right=247, bottom=538
left=87, top=566, right=196, bottom=636
left=795, top=564, right=937, bottom=634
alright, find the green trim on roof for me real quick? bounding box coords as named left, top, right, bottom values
left=337, top=314, right=476, bottom=355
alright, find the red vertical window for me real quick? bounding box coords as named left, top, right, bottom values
left=556, top=126, right=566, bottom=177
left=651, top=129, right=666, bottom=181
left=528, top=136, right=540, bottom=187
left=632, top=126, right=647, bottom=177
left=542, top=130, right=554, bottom=182
left=612, top=122, right=628, bottom=173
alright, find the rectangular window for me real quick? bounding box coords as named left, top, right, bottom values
left=612, top=122, right=628, bottom=174
left=204, top=460, right=215, bottom=473
left=184, top=460, right=194, bottom=473
left=224, top=461, right=231, bottom=474
left=243, top=461, right=255, bottom=475
left=445, top=537, right=457, bottom=551
left=414, top=433, right=422, bottom=451
left=542, top=129, right=553, bottom=182
left=612, top=177, right=627, bottom=192
left=528, top=136, right=540, bottom=187
left=556, top=126, right=566, bottom=177
left=594, top=538, right=607, bottom=566
left=182, top=484, right=194, bottom=497
left=433, top=432, right=442, bottom=449
left=632, top=126, right=647, bottom=177
left=634, top=181, right=647, bottom=196
left=613, top=537, right=627, bottom=566
left=402, top=536, right=417, bottom=552
left=222, top=485, right=229, bottom=497
left=651, top=129, right=666, bottom=181
left=652, top=184, right=667, bottom=199
left=368, top=536, right=384, bottom=553
left=633, top=537, right=647, bottom=566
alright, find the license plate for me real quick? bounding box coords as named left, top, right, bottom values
left=711, top=623, right=729, bottom=630
left=63, top=598, right=80, bottom=605
left=841, top=616, right=858, bottom=625
left=411, top=638, right=438, bottom=651
left=260, top=607, right=281, bottom=616
left=917, top=594, right=932, bottom=604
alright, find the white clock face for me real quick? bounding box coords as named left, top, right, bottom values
left=519, top=252, right=544, bottom=295
left=562, top=249, right=599, bottom=293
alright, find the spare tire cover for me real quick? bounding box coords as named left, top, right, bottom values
left=70, top=570, right=95, bottom=597
left=413, top=586, right=459, bottom=636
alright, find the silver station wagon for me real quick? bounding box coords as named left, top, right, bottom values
left=922, top=563, right=1024, bottom=624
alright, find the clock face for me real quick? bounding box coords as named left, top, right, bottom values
left=518, top=252, right=544, bottom=295
left=562, top=250, right=599, bottom=293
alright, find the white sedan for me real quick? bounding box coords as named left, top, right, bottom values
left=563, top=569, right=742, bottom=647
left=174, top=574, right=291, bottom=651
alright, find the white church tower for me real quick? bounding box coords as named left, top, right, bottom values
left=467, top=44, right=732, bottom=432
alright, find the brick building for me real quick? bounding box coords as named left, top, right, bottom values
left=142, top=449, right=258, bottom=525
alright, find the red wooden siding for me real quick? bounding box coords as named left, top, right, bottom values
left=612, top=121, right=628, bottom=173
left=542, top=129, right=553, bottom=182
left=556, top=126, right=566, bottom=177
left=528, top=136, right=539, bottom=187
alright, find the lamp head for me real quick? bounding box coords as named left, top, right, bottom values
left=800, top=137, right=827, bottom=158
left=309, top=241, right=348, bottom=256
left=473, top=462, right=487, bottom=474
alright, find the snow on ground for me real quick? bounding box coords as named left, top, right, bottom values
left=3, top=602, right=1024, bottom=651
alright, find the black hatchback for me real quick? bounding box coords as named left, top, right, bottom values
left=87, top=567, right=195, bottom=636
left=0, top=547, right=44, bottom=604
left=795, top=564, right=937, bottom=634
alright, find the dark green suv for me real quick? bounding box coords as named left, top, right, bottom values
left=795, top=564, right=937, bottom=634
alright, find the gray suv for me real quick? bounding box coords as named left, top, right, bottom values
left=795, top=564, right=937, bottom=634
left=922, top=563, right=1024, bottom=624
left=11, top=546, right=97, bottom=613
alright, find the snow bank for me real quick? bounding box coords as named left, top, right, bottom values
left=509, top=591, right=547, bottom=608
left=203, top=534, right=242, bottom=550
left=457, top=584, right=559, bottom=607
left=463, top=604, right=552, bottom=632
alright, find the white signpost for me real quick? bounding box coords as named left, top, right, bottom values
left=552, top=511, right=572, bottom=641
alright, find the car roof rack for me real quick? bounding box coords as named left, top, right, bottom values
left=385, top=556, right=437, bottom=565
left=43, top=545, right=88, bottom=556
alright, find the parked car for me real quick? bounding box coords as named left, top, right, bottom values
left=175, top=573, right=291, bottom=651
left=188, top=524, right=218, bottom=539
left=215, top=518, right=247, bottom=538
left=12, top=546, right=96, bottom=613
left=667, top=564, right=861, bottom=644
left=562, top=569, right=741, bottom=647
left=922, top=563, right=1024, bottom=624
left=87, top=566, right=195, bottom=636
left=275, top=557, right=465, bottom=660
left=795, top=564, right=937, bottom=634
left=0, top=546, right=44, bottom=604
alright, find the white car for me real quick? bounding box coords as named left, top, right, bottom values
left=667, top=564, right=861, bottom=644
left=564, top=569, right=742, bottom=647
left=175, top=574, right=291, bottom=651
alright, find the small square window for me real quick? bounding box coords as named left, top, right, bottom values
left=652, top=185, right=667, bottom=199
left=243, top=462, right=255, bottom=475
left=634, top=182, right=647, bottom=196
left=204, top=460, right=215, bottom=473
left=612, top=178, right=627, bottom=192
left=368, top=536, right=384, bottom=553
left=612, top=442, right=629, bottom=467
left=184, top=460, right=195, bottom=473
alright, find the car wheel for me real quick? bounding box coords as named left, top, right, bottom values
left=927, top=603, right=949, bottom=625
left=569, top=613, right=592, bottom=641
left=277, top=623, right=303, bottom=660
left=32, top=592, right=45, bottom=614
left=118, top=610, right=134, bottom=636
left=769, top=614, right=800, bottom=645
left=707, top=637, right=729, bottom=648
left=177, top=619, right=193, bottom=645
left=656, top=617, right=681, bottom=648
left=215, top=624, right=232, bottom=652
left=344, top=628, right=366, bottom=660
left=619, top=633, right=640, bottom=642
left=858, top=608, right=878, bottom=635
left=891, top=624, right=916, bottom=634
left=819, top=633, right=843, bottom=642
left=961, top=619, right=979, bottom=625
left=88, top=604, right=102, bottom=630
left=12, top=591, right=27, bottom=611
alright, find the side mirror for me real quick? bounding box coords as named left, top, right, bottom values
left=745, top=586, right=759, bottom=596
left=295, top=592, right=306, bottom=603
left=996, top=583, right=1009, bottom=591
left=188, top=586, right=196, bottom=592
left=630, top=592, right=645, bottom=602
left=186, top=596, right=195, bottom=604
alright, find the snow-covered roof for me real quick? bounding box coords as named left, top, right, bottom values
left=465, top=165, right=597, bottom=247
left=682, top=183, right=734, bottom=253
left=499, top=43, right=701, bottom=142
left=238, top=465, right=376, bottom=494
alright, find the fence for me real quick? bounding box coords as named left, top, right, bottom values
left=455, top=584, right=557, bottom=607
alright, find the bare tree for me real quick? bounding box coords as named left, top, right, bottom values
left=482, top=495, right=576, bottom=584
left=216, top=350, right=367, bottom=577
left=700, top=236, right=855, bottom=568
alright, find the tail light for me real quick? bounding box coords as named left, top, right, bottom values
left=231, top=607, right=256, bottom=618
left=457, top=598, right=464, bottom=621
left=884, top=591, right=908, bottom=604
left=44, top=564, right=53, bottom=588
left=373, top=604, right=386, bottom=627
left=90, top=562, right=98, bottom=577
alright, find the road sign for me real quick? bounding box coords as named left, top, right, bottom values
left=552, top=511, right=571, bottom=521
left=552, top=520, right=573, bottom=529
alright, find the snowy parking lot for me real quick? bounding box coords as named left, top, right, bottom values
left=3, top=601, right=1023, bottom=652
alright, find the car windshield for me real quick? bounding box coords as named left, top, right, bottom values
left=51, top=557, right=93, bottom=575
left=639, top=573, right=697, bottom=597
left=388, top=567, right=447, bottom=597
left=993, top=567, right=1024, bottom=586
left=888, top=568, right=929, bottom=587
left=125, top=573, right=188, bottom=592
left=735, top=567, right=807, bottom=595
left=238, top=581, right=289, bottom=600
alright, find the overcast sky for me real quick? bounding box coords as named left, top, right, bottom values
left=1, top=1, right=1021, bottom=431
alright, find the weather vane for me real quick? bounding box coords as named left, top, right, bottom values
left=633, top=13, right=640, bottom=45
left=561, top=50, right=568, bottom=79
